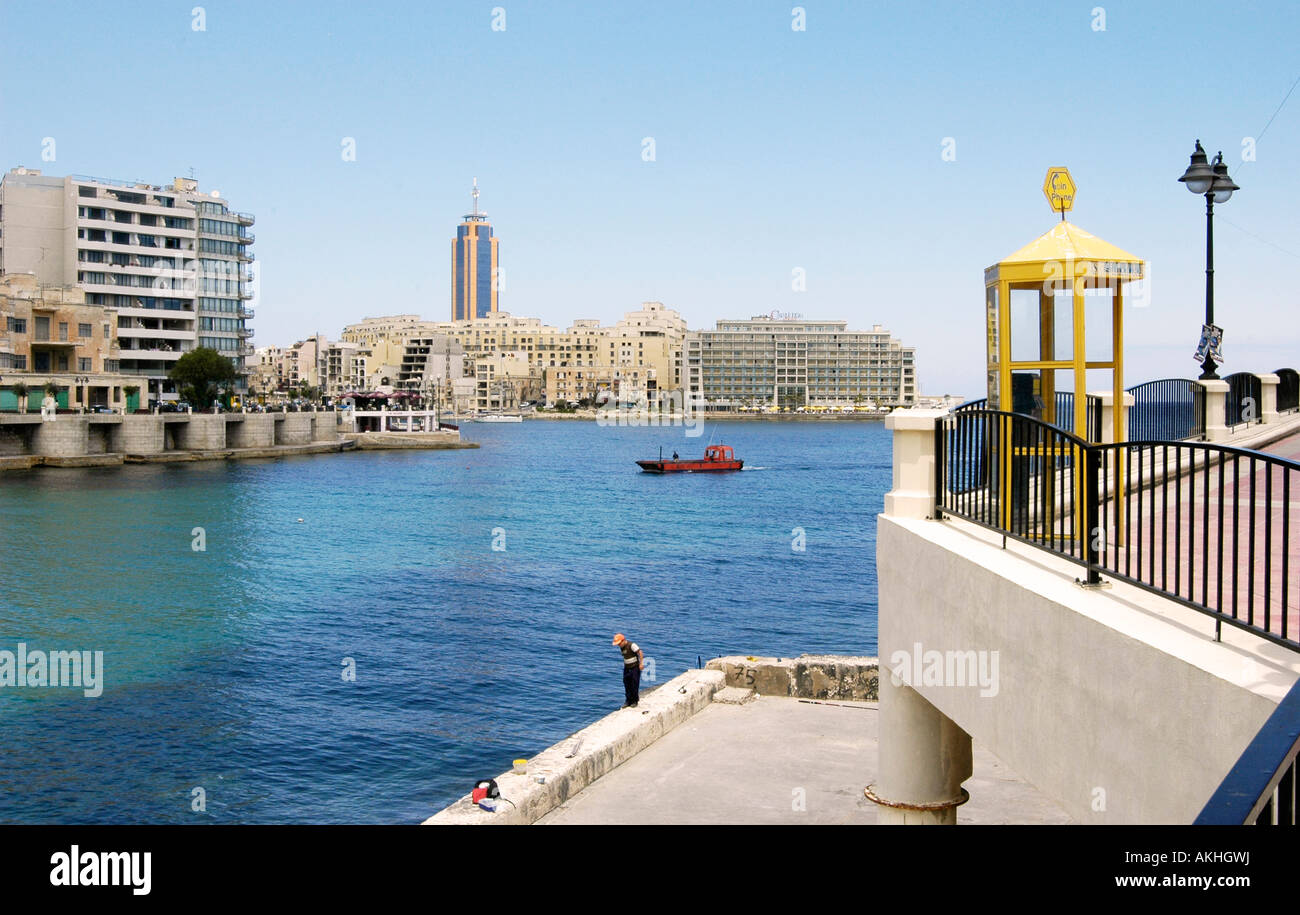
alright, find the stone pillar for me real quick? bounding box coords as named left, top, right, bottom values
left=1088, top=390, right=1134, bottom=443
left=868, top=677, right=973, bottom=824
left=1256, top=373, right=1280, bottom=425
left=30, top=416, right=89, bottom=457
left=113, top=415, right=164, bottom=454
left=1197, top=379, right=1230, bottom=442
left=883, top=409, right=947, bottom=520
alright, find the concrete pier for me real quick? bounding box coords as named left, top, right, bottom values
left=425, top=654, right=1071, bottom=826
left=0, top=409, right=474, bottom=472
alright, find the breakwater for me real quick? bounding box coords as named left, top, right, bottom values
left=0, top=411, right=473, bottom=472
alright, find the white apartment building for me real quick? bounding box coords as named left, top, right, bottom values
left=684, top=316, right=917, bottom=411
left=0, top=167, right=254, bottom=401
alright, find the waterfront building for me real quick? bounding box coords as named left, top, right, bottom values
left=0, top=273, right=136, bottom=410
left=600, top=301, right=687, bottom=408
left=323, top=340, right=366, bottom=398
left=339, top=315, right=436, bottom=347
left=395, top=335, right=465, bottom=401
left=450, top=179, right=499, bottom=321
left=474, top=351, right=538, bottom=410
left=251, top=345, right=285, bottom=394
left=684, top=316, right=917, bottom=411
left=0, top=167, right=255, bottom=401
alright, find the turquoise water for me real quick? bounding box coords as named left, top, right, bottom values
left=0, top=420, right=890, bottom=823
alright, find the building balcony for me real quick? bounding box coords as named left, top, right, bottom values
left=235, top=212, right=254, bottom=226
left=239, top=288, right=254, bottom=300
left=236, top=233, right=254, bottom=245
left=239, top=307, right=255, bottom=319
left=237, top=250, right=254, bottom=263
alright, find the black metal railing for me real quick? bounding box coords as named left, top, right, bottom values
left=1052, top=391, right=1102, bottom=442
left=1196, top=676, right=1300, bottom=824
left=948, top=398, right=989, bottom=494
left=1277, top=368, right=1300, bottom=415
left=1225, top=372, right=1264, bottom=431
left=937, top=409, right=1300, bottom=653
left=1127, top=378, right=1203, bottom=442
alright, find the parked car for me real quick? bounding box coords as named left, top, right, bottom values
left=89, top=405, right=115, bottom=414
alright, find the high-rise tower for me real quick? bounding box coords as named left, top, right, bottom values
left=451, top=178, right=499, bottom=321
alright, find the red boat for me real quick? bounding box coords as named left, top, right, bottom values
left=637, top=444, right=743, bottom=473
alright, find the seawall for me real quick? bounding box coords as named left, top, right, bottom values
left=0, top=411, right=474, bottom=472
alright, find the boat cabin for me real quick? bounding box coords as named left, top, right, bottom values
left=704, top=445, right=735, bottom=462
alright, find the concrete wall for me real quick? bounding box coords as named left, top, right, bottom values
left=226, top=414, right=275, bottom=448
left=877, top=513, right=1300, bottom=823
left=276, top=414, right=313, bottom=445
left=29, top=417, right=89, bottom=457
left=707, top=654, right=879, bottom=700
left=427, top=669, right=724, bottom=825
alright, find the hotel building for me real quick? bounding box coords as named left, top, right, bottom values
left=0, top=167, right=254, bottom=402
left=684, top=316, right=916, bottom=411
left=451, top=180, right=498, bottom=321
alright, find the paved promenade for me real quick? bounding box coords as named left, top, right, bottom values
left=538, top=696, right=1072, bottom=825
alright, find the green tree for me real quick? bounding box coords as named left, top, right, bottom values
left=169, top=347, right=237, bottom=408
left=11, top=381, right=29, bottom=413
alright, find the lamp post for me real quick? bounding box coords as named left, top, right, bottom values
left=1178, top=139, right=1240, bottom=380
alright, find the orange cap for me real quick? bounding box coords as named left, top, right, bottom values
left=612, top=633, right=625, bottom=645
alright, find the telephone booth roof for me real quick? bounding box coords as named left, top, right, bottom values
left=984, top=221, right=1144, bottom=285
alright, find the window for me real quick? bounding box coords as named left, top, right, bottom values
left=59, top=322, right=69, bottom=342
left=6, top=317, right=26, bottom=334
left=78, top=358, right=92, bottom=372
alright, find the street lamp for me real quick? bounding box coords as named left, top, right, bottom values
left=1179, top=139, right=1240, bottom=380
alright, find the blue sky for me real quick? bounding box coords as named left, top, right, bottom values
left=2, top=0, right=1297, bottom=394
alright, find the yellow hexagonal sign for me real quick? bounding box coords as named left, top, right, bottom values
left=1043, top=167, right=1076, bottom=215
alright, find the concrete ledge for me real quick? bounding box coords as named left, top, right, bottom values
left=707, top=654, right=880, bottom=701
left=0, top=455, right=38, bottom=471
left=123, top=441, right=356, bottom=463
left=424, top=669, right=725, bottom=825
left=41, top=454, right=124, bottom=468
left=344, top=432, right=479, bottom=450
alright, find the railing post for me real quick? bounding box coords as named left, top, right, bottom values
left=883, top=409, right=949, bottom=520
left=1256, top=373, right=1281, bottom=425
left=1088, top=390, right=1134, bottom=444
left=933, top=419, right=945, bottom=520
left=1197, top=379, right=1230, bottom=442
left=1084, top=445, right=1102, bottom=586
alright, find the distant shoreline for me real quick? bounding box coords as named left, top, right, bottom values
left=513, top=411, right=893, bottom=422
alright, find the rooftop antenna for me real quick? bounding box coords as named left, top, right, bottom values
left=465, top=178, right=487, bottom=221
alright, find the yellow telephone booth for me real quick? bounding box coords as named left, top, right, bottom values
left=980, top=169, right=1144, bottom=552
left=984, top=168, right=1144, bottom=442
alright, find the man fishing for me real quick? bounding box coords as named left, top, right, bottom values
left=612, top=633, right=644, bottom=708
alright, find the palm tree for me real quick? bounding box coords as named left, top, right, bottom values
left=12, top=381, right=29, bottom=414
